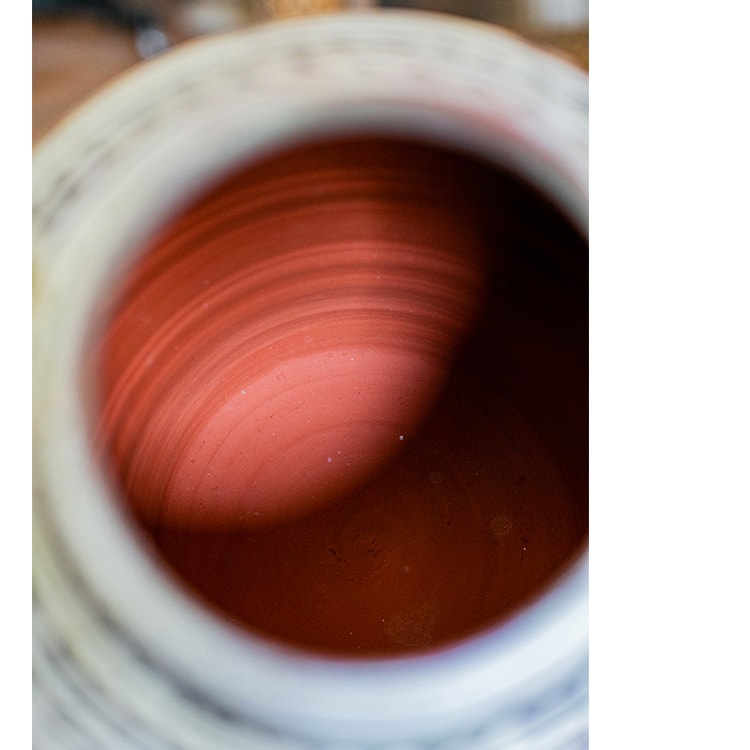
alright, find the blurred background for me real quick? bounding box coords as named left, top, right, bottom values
left=32, top=0, right=588, bottom=144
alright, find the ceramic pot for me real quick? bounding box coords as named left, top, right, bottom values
left=33, top=10, right=588, bottom=749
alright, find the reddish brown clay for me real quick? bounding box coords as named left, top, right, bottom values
left=94, top=137, right=588, bottom=657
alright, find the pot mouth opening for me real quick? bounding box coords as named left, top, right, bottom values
left=83, top=132, right=589, bottom=661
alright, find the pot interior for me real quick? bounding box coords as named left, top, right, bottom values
left=91, top=135, right=588, bottom=657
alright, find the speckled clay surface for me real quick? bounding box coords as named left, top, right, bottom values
left=95, top=137, right=587, bottom=656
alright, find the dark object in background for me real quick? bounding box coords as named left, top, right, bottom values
left=33, top=0, right=170, bottom=57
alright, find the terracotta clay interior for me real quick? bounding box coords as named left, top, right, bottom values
left=93, top=136, right=588, bottom=657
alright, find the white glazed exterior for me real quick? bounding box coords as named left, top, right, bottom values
left=33, top=11, right=588, bottom=749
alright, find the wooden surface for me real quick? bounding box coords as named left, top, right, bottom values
left=33, top=18, right=142, bottom=144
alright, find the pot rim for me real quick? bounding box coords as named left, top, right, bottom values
left=33, top=10, right=588, bottom=745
